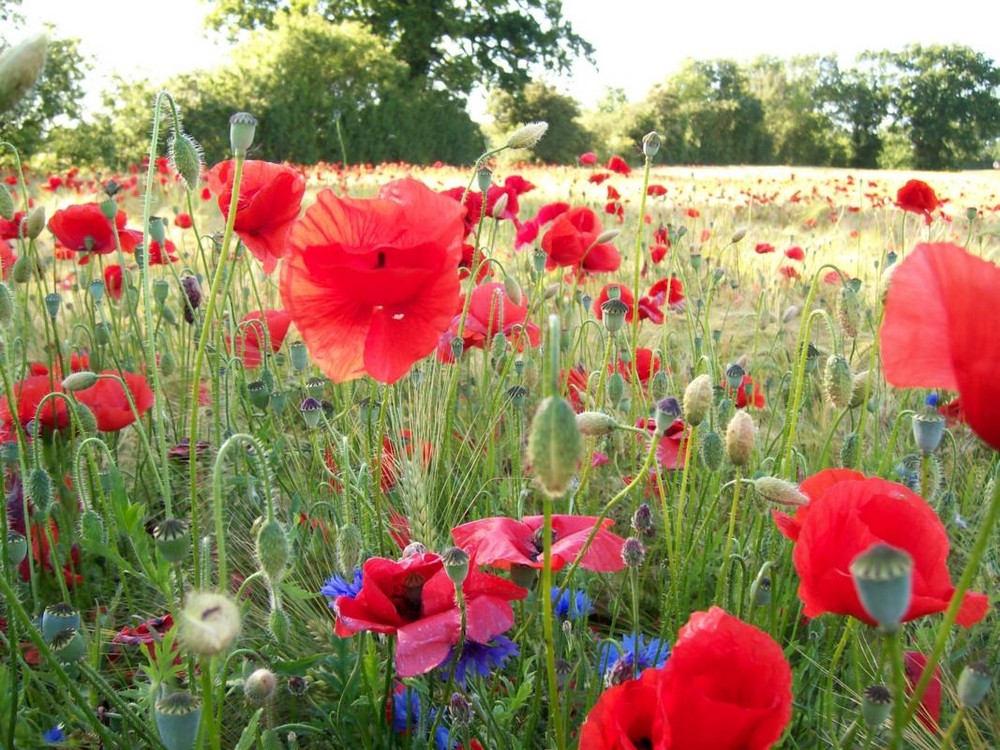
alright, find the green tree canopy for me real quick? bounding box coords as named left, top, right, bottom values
left=205, top=0, right=594, bottom=96
left=489, top=81, right=592, bottom=164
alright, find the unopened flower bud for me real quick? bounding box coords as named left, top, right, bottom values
left=731, top=227, right=747, bottom=243
left=700, top=430, right=724, bottom=471
left=0, top=33, right=48, bottom=115
left=244, top=667, right=278, bottom=706
left=621, top=537, right=646, bottom=568
left=25, top=205, right=44, bottom=239
left=528, top=396, right=583, bottom=498
left=850, top=543, right=913, bottom=632
left=725, top=411, right=756, bottom=466
left=607, top=372, right=625, bottom=407
left=61, top=370, right=98, bottom=393
left=491, top=192, right=509, bottom=219
left=824, top=355, right=854, bottom=409
left=180, top=591, right=241, bottom=656
left=753, top=476, right=808, bottom=506
left=837, top=285, right=861, bottom=338
left=0, top=185, right=13, bottom=221
left=27, top=465, right=53, bottom=516
left=631, top=503, right=654, bottom=536
left=256, top=518, right=290, bottom=583
left=448, top=692, right=473, bottom=727
left=683, top=374, right=713, bottom=427
left=401, top=541, right=427, bottom=558
left=229, top=112, right=258, bottom=157
left=337, top=523, right=362, bottom=572
left=503, top=275, right=522, bottom=306
left=169, top=130, right=204, bottom=190
left=506, top=121, right=548, bottom=150
left=0, top=282, right=13, bottom=327
left=576, top=411, right=618, bottom=436
left=595, top=229, right=620, bottom=245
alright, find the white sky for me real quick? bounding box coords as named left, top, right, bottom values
left=15, top=0, right=1000, bottom=116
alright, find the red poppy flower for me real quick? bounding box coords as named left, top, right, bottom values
left=778, top=265, right=801, bottom=280
left=646, top=184, right=667, bottom=198
left=905, top=651, right=942, bottom=732
left=0, top=239, right=16, bottom=281
left=20, top=518, right=82, bottom=588
left=658, top=607, right=792, bottom=750
left=206, top=160, right=305, bottom=274
left=104, top=264, right=124, bottom=301
left=606, top=155, right=632, bottom=176
left=880, top=243, right=1000, bottom=451
left=281, top=178, right=465, bottom=384
left=618, top=348, right=662, bottom=385
left=47, top=204, right=141, bottom=263
left=437, top=281, right=541, bottom=362
left=593, top=283, right=664, bottom=325
left=650, top=244, right=669, bottom=264
left=451, top=514, right=626, bottom=572
left=0, top=375, right=69, bottom=432
left=440, top=180, right=526, bottom=236
left=588, top=172, right=611, bottom=185
left=637, top=417, right=688, bottom=471
left=578, top=152, right=597, bottom=166
left=230, top=309, right=292, bottom=369
left=146, top=239, right=178, bottom=265
left=580, top=667, right=671, bottom=750
left=895, top=179, right=941, bottom=225
left=784, top=246, right=805, bottom=261
left=112, top=614, right=175, bottom=661
left=647, top=277, right=684, bottom=309
left=74, top=371, right=154, bottom=432
left=562, top=365, right=589, bottom=412
left=773, top=469, right=989, bottom=627
left=541, top=207, right=621, bottom=275
left=730, top=374, right=765, bottom=409
left=334, top=551, right=526, bottom=677
left=754, top=242, right=775, bottom=254
left=174, top=213, right=192, bottom=229
left=0, top=210, right=25, bottom=240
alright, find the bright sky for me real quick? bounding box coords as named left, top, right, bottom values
left=15, top=0, right=1000, bottom=116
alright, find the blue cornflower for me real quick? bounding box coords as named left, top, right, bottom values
left=598, top=632, right=670, bottom=685
left=925, top=392, right=939, bottom=408
left=42, top=724, right=65, bottom=744
left=320, top=568, right=363, bottom=609
left=391, top=687, right=453, bottom=750
left=437, top=635, right=520, bottom=686
left=551, top=587, right=594, bottom=621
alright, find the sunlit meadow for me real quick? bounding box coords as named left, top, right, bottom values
left=0, top=97, right=998, bottom=750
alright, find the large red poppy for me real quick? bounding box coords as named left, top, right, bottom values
left=281, top=178, right=466, bottom=384
left=579, top=667, right=671, bottom=750
left=75, top=371, right=154, bottom=432
left=658, top=607, right=792, bottom=750
left=47, top=203, right=141, bottom=262
left=880, top=243, right=1000, bottom=451
left=230, top=309, right=292, bottom=369
left=895, top=179, right=941, bottom=224
left=206, top=160, right=305, bottom=274
left=541, top=207, right=621, bottom=275
left=334, top=551, right=526, bottom=677
left=0, top=375, right=69, bottom=432
left=773, top=469, right=989, bottom=627
left=437, top=281, right=541, bottom=362
left=617, top=348, right=662, bottom=385
left=451, top=514, right=626, bottom=572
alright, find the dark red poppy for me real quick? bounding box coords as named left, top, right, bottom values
left=47, top=204, right=141, bottom=262
left=230, top=309, right=292, bottom=369
left=0, top=375, right=69, bottom=432
left=618, top=348, right=662, bottom=385
left=880, top=243, right=1000, bottom=451
left=731, top=374, right=765, bottom=409
left=75, top=371, right=154, bottom=432
left=658, top=607, right=792, bottom=749
left=104, top=264, right=123, bottom=301
left=206, top=160, right=306, bottom=274
left=606, top=155, right=632, bottom=176
left=112, top=614, right=175, bottom=661
left=784, top=246, right=805, bottom=261
left=754, top=242, right=776, bottom=254
left=895, top=179, right=941, bottom=224
left=451, top=514, right=626, bottom=572
left=334, top=551, right=526, bottom=677
left=579, top=667, right=671, bottom=750
left=20, top=518, right=82, bottom=588
left=174, top=213, right=192, bottom=229
left=541, top=207, right=620, bottom=275
left=437, top=281, right=541, bottom=362
left=458, top=243, right=492, bottom=282
left=562, top=365, right=590, bottom=412
left=578, top=152, right=597, bottom=166
left=773, top=469, right=989, bottom=627
left=904, top=651, right=942, bottom=732
left=441, top=177, right=530, bottom=235
left=146, top=239, right=178, bottom=265
left=281, top=178, right=465, bottom=384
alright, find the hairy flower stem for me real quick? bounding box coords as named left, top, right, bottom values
left=886, top=630, right=906, bottom=750
left=715, top=467, right=743, bottom=605
left=628, top=152, right=653, bottom=364
left=188, top=153, right=245, bottom=589
left=671, top=423, right=698, bottom=564
left=540, top=498, right=565, bottom=750
left=938, top=706, right=966, bottom=750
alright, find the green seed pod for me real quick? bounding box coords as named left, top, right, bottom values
left=7, top=531, right=27, bottom=565
left=41, top=604, right=80, bottom=643
left=159, top=350, right=176, bottom=377
left=246, top=380, right=270, bottom=410
left=527, top=396, right=583, bottom=498
left=93, top=321, right=111, bottom=346
left=256, top=518, right=290, bottom=583
left=0, top=282, right=14, bottom=327
left=850, top=543, right=913, bottom=633
left=169, top=130, right=204, bottom=190
left=25, top=205, right=44, bottom=239
left=43, top=292, right=61, bottom=320
left=154, top=518, right=190, bottom=564
left=229, top=112, right=258, bottom=157
left=337, top=523, right=362, bottom=574
left=700, top=430, right=724, bottom=471
left=840, top=432, right=860, bottom=469
left=824, top=355, right=854, bottom=409
left=642, top=131, right=661, bottom=158
left=0, top=185, right=13, bottom=221
left=305, top=376, right=325, bottom=400
left=27, top=465, right=53, bottom=516
left=861, top=685, right=892, bottom=729
left=957, top=661, right=991, bottom=709
left=289, top=340, right=308, bottom=372
left=154, top=691, right=202, bottom=750
left=837, top=285, right=862, bottom=338
left=152, top=278, right=170, bottom=305
left=50, top=627, right=86, bottom=663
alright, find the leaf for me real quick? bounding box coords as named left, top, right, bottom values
left=233, top=707, right=262, bottom=750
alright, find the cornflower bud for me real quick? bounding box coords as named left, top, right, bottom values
left=631, top=503, right=654, bottom=536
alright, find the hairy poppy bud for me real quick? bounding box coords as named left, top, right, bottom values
left=0, top=282, right=13, bottom=327
left=61, top=370, right=98, bottom=393
left=229, top=112, right=258, bottom=157
left=180, top=591, right=241, bottom=656
left=27, top=465, right=53, bottom=516
left=169, top=130, right=204, bottom=190
left=528, top=396, right=583, bottom=498
left=576, top=411, right=618, bottom=437
left=840, top=432, right=860, bottom=468
left=683, top=374, right=713, bottom=427
left=337, top=523, right=362, bottom=573
left=491, top=192, right=509, bottom=219
left=503, top=275, right=522, bottom=306
left=506, top=121, right=548, bottom=150
left=154, top=691, right=202, bottom=750
left=753, top=476, right=808, bottom=506
left=700, top=430, right=724, bottom=471
left=11, top=256, right=32, bottom=283
left=607, top=372, right=625, bottom=407
left=850, top=543, right=913, bottom=633
left=824, top=355, right=854, bottom=409
left=25, top=205, right=44, bottom=239
left=0, top=185, right=13, bottom=221
left=0, top=33, right=48, bottom=114
left=861, top=685, right=892, bottom=729
left=401, top=541, right=427, bottom=558
left=595, top=229, right=620, bottom=245
left=837, top=285, right=861, bottom=338
left=731, top=227, right=747, bottom=243
left=256, top=518, right=289, bottom=583
left=725, top=411, right=755, bottom=467
left=244, top=667, right=278, bottom=706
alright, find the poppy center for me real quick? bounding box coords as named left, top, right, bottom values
left=392, top=571, right=426, bottom=622
left=528, top=527, right=557, bottom=562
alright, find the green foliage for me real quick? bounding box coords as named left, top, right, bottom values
left=489, top=81, right=592, bottom=164
left=206, top=0, right=594, bottom=96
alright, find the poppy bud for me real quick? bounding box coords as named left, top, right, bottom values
left=837, top=285, right=861, bottom=338
left=42, top=604, right=80, bottom=644
left=600, top=298, right=628, bottom=334
left=179, top=591, right=241, bottom=656
left=753, top=476, right=809, bottom=506
left=154, top=691, right=202, bottom=750
left=631, top=503, right=654, bottom=536
left=607, top=372, right=625, bottom=407
left=731, top=227, right=747, bottom=243
left=256, top=518, right=289, bottom=583
left=169, top=130, right=204, bottom=190
left=595, top=229, right=620, bottom=245
left=229, top=112, right=258, bottom=157
left=621, top=537, right=646, bottom=568
left=700, top=430, right=724, bottom=471
left=849, top=543, right=913, bottom=632
left=401, top=541, right=427, bottom=558
left=299, top=397, right=323, bottom=428
left=683, top=374, right=713, bottom=427
left=650, top=368, right=669, bottom=400
left=642, top=131, right=661, bottom=158
left=25, top=205, right=44, bottom=239
left=441, top=545, right=470, bottom=587
left=503, top=275, right=522, bottom=306
left=244, top=667, right=278, bottom=706
left=576, top=411, right=618, bottom=437
left=824, top=355, right=854, bottom=409
left=725, top=411, right=756, bottom=467
left=27, top=465, right=53, bottom=517
left=337, top=523, right=362, bottom=573
left=912, top=413, right=945, bottom=455
left=94, top=321, right=111, bottom=346
left=12, top=256, right=32, bottom=283
left=506, top=121, right=548, bottom=150
left=491, top=192, right=509, bottom=219
left=61, top=370, right=98, bottom=393
left=0, top=282, right=13, bottom=327
left=159, top=350, right=176, bottom=377
left=841, top=432, right=860, bottom=468
left=79, top=508, right=106, bottom=546
left=0, top=185, right=12, bottom=221
left=43, top=292, right=61, bottom=320
left=0, top=33, right=48, bottom=114
left=6, top=531, right=27, bottom=565
left=50, top=627, right=86, bottom=664
left=155, top=518, right=190, bottom=564
left=528, top=395, right=583, bottom=499
left=957, top=661, right=991, bottom=709
left=861, top=685, right=892, bottom=729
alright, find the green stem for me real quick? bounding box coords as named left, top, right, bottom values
left=885, top=629, right=906, bottom=750
left=628, top=151, right=653, bottom=357
left=540, top=498, right=565, bottom=750
left=938, top=706, right=966, bottom=750
left=715, top=467, right=743, bottom=606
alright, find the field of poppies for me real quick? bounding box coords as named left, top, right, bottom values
left=0, top=110, right=998, bottom=750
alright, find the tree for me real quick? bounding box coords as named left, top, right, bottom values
left=822, top=54, right=891, bottom=168
left=489, top=81, right=591, bottom=163
left=205, top=0, right=594, bottom=96
left=883, top=44, right=1000, bottom=169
